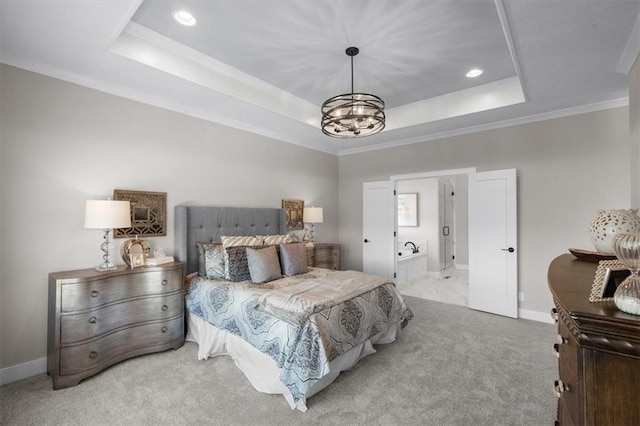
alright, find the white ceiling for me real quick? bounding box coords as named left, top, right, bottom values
left=1, top=1, right=639, bottom=156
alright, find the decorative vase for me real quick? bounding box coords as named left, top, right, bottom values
left=611, top=233, right=640, bottom=316
left=120, top=235, right=151, bottom=265
left=589, top=209, right=640, bottom=254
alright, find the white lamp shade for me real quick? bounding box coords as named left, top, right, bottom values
left=84, top=200, right=132, bottom=229
left=303, top=207, right=323, bottom=223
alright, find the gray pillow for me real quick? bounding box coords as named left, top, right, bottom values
left=279, top=242, right=308, bottom=276
left=246, top=246, right=282, bottom=284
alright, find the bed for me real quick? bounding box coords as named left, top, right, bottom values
left=175, top=205, right=412, bottom=411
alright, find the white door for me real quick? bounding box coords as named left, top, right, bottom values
left=363, top=181, right=395, bottom=279
left=468, top=169, right=518, bottom=318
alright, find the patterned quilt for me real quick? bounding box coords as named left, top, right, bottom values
left=185, top=268, right=413, bottom=405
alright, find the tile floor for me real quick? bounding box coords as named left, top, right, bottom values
left=398, top=267, right=469, bottom=307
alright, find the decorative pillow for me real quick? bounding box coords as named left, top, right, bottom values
left=279, top=242, right=308, bottom=277
left=246, top=246, right=282, bottom=284
left=196, top=242, right=223, bottom=277
left=261, top=234, right=293, bottom=246
left=221, top=235, right=261, bottom=249
left=224, top=246, right=253, bottom=282
left=204, top=245, right=225, bottom=280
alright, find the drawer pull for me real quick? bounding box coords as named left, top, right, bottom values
left=162, top=305, right=168, bottom=312
left=88, top=316, right=97, bottom=324
left=161, top=326, right=168, bottom=333
left=91, top=290, right=99, bottom=298
left=553, top=380, right=569, bottom=398
left=552, top=343, right=560, bottom=358
left=556, top=334, right=567, bottom=345
left=550, top=308, right=558, bottom=323
left=161, top=279, right=168, bottom=286
left=89, top=351, right=98, bottom=359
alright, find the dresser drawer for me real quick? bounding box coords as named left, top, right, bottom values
left=59, top=316, right=182, bottom=376
left=556, top=318, right=579, bottom=379
left=558, top=354, right=582, bottom=425
left=61, top=269, right=182, bottom=312
left=60, top=291, right=183, bottom=344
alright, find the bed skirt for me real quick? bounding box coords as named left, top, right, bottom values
left=186, top=311, right=397, bottom=412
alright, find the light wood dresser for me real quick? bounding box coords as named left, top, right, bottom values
left=306, top=243, right=341, bottom=270
left=548, top=254, right=640, bottom=425
left=47, top=262, right=184, bottom=389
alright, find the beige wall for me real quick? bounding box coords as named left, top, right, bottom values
left=0, top=64, right=339, bottom=369
left=631, top=56, right=640, bottom=206
left=339, top=108, right=631, bottom=314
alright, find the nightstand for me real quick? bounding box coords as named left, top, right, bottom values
left=306, top=243, right=341, bottom=270
left=47, top=262, right=184, bottom=389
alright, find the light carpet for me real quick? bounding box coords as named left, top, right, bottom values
left=0, top=296, right=557, bottom=425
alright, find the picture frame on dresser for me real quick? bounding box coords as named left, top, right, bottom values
left=129, top=253, right=145, bottom=269
left=589, top=259, right=630, bottom=302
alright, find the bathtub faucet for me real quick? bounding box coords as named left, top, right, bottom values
left=404, top=241, right=418, bottom=254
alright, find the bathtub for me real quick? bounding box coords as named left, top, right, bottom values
left=396, top=251, right=428, bottom=285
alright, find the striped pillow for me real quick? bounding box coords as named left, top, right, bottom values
left=221, top=235, right=261, bottom=249
left=261, top=234, right=293, bottom=246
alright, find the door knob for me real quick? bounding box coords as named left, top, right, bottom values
left=364, top=239, right=370, bottom=243
left=501, top=247, right=515, bottom=253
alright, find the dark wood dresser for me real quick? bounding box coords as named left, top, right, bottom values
left=548, top=254, right=640, bottom=425
left=48, top=262, right=184, bottom=389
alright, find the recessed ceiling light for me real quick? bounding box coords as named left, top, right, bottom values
left=173, top=10, right=196, bottom=26
left=466, top=69, right=483, bottom=78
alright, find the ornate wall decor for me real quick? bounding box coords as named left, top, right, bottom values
left=113, top=189, right=167, bottom=238
left=282, top=199, right=304, bottom=230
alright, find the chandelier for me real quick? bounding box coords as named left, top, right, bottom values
left=321, top=47, right=385, bottom=138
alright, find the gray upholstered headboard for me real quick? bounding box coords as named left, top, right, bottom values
left=174, top=205, right=288, bottom=275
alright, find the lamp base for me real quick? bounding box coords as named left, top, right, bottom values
left=95, top=229, right=117, bottom=272
left=95, top=262, right=118, bottom=272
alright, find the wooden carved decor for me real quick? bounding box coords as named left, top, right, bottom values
left=113, top=189, right=167, bottom=238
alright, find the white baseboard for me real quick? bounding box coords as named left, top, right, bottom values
left=519, top=308, right=555, bottom=324
left=0, top=357, right=47, bottom=386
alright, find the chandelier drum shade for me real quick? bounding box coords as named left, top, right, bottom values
left=321, top=47, right=385, bottom=138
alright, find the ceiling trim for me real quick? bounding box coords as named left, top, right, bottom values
left=616, top=11, right=640, bottom=75
left=339, top=97, right=629, bottom=156
left=386, top=76, right=525, bottom=130
left=113, top=23, right=320, bottom=128
left=494, top=0, right=527, bottom=101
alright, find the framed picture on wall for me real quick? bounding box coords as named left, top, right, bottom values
left=113, top=189, right=167, bottom=238
left=398, top=193, right=418, bottom=227
left=282, top=199, right=304, bottom=230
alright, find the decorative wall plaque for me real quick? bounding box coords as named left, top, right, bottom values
left=282, top=199, right=304, bottom=230
left=113, top=189, right=167, bottom=238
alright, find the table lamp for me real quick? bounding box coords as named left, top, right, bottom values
left=85, top=199, right=131, bottom=271
left=303, top=207, right=323, bottom=245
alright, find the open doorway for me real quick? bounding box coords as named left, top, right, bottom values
left=394, top=174, right=469, bottom=306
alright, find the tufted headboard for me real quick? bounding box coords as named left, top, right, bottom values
left=174, top=205, right=288, bottom=275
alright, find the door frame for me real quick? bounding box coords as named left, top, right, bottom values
left=390, top=168, right=477, bottom=279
